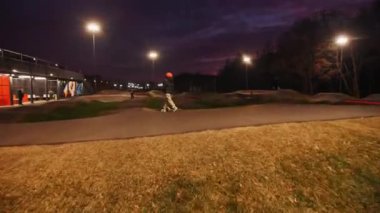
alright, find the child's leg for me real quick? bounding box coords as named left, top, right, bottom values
left=167, top=94, right=177, bottom=110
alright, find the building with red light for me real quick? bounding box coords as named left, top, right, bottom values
left=0, top=48, right=86, bottom=106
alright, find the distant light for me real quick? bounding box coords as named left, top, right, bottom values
left=84, top=78, right=87, bottom=81
left=33, top=57, right=36, bottom=61
left=19, top=75, right=31, bottom=79
left=242, top=55, right=252, bottom=65
left=146, top=83, right=150, bottom=87
left=86, top=22, right=101, bottom=33
left=113, top=83, right=117, bottom=87
left=55, top=64, right=59, bottom=67
left=148, top=51, right=159, bottom=60
left=157, top=83, right=163, bottom=87
left=12, top=69, right=18, bottom=73
left=50, top=73, right=54, bottom=77
left=336, top=35, right=349, bottom=46
left=11, top=74, right=15, bottom=77
left=70, top=77, right=74, bottom=80
left=94, top=80, right=97, bottom=83
left=35, top=77, right=47, bottom=80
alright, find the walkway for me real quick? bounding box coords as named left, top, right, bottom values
left=1, top=104, right=380, bottom=146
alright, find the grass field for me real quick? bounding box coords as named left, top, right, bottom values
left=0, top=118, right=379, bottom=212
left=23, top=101, right=119, bottom=122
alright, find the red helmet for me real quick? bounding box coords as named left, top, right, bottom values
left=165, top=72, right=173, bottom=78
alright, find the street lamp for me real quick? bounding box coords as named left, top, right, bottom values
left=86, top=22, right=101, bottom=58
left=335, top=35, right=350, bottom=92
left=242, top=54, right=252, bottom=90
left=148, top=50, right=159, bottom=81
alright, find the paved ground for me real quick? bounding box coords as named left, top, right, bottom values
left=0, top=100, right=54, bottom=109
left=1, top=104, right=380, bottom=146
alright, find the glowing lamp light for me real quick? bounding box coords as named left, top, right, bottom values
left=242, top=55, right=252, bottom=65
left=148, top=51, right=159, bottom=60
left=86, top=22, right=101, bottom=33
left=335, top=35, right=349, bottom=47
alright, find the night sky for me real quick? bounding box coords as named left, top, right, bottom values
left=0, top=0, right=372, bottom=81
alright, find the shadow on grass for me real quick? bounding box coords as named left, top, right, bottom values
left=23, top=101, right=119, bottom=122
left=148, top=177, right=206, bottom=212
left=147, top=172, right=249, bottom=212
left=278, top=151, right=380, bottom=210
left=145, top=98, right=163, bottom=110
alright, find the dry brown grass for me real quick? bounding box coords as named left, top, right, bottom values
left=1, top=118, right=380, bottom=212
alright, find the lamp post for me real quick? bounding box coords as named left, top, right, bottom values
left=335, top=35, right=349, bottom=93
left=86, top=22, right=101, bottom=92
left=148, top=51, right=159, bottom=82
left=335, top=35, right=349, bottom=67
left=86, top=22, right=101, bottom=58
left=242, top=54, right=252, bottom=90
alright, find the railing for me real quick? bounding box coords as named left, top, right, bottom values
left=0, top=48, right=65, bottom=69
left=0, top=48, right=83, bottom=81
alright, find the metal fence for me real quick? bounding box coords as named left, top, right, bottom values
left=0, top=48, right=83, bottom=81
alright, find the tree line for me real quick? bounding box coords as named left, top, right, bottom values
left=217, top=0, right=380, bottom=97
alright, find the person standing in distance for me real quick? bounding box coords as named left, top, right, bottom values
left=17, top=89, right=24, bottom=105
left=161, top=72, right=178, bottom=112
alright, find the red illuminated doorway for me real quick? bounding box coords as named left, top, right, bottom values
left=0, top=75, right=11, bottom=106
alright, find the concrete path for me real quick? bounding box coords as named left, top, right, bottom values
left=1, top=104, right=380, bottom=146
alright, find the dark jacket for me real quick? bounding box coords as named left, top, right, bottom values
left=163, top=78, right=174, bottom=94
left=17, top=90, right=24, bottom=98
